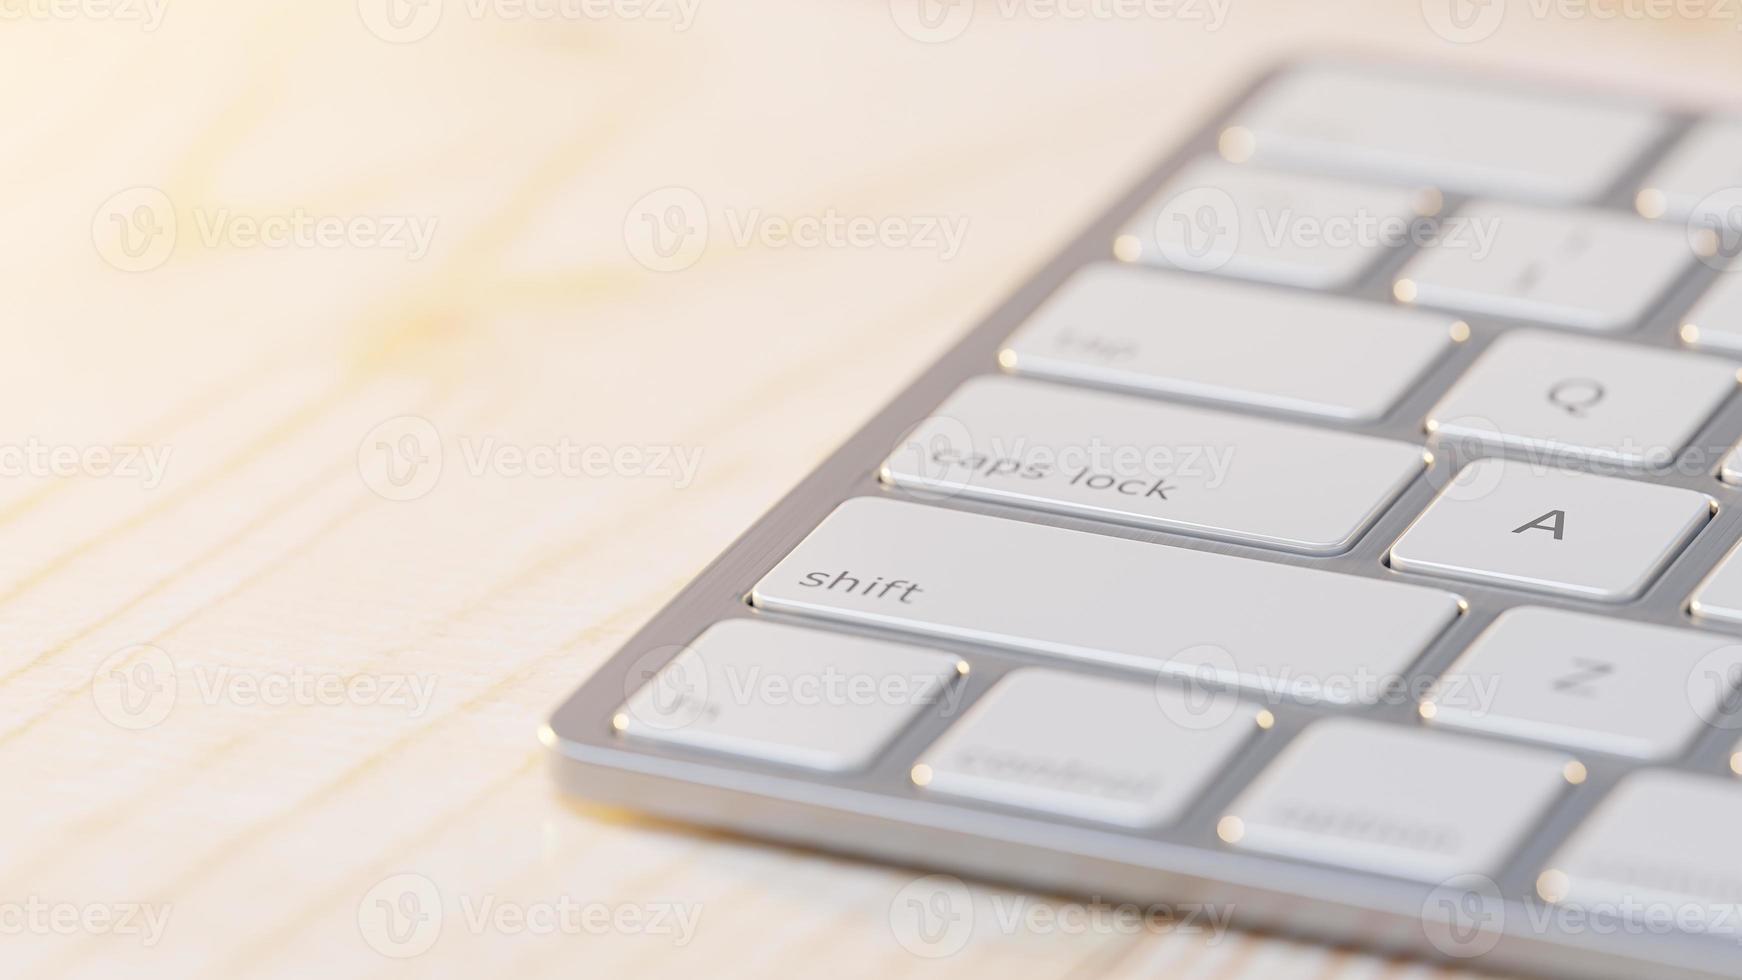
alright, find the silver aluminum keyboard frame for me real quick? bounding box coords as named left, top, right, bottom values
left=544, top=57, right=1742, bottom=980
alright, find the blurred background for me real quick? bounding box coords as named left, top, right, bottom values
left=4, top=2, right=1742, bottom=977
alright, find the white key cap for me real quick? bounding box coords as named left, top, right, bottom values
left=881, top=376, right=1427, bottom=555
left=1221, top=719, right=1575, bottom=881
left=1227, top=65, right=1663, bottom=204
left=1117, top=158, right=1426, bottom=289
left=1393, top=203, right=1691, bottom=332
left=753, top=498, right=1463, bottom=704
left=1001, top=264, right=1461, bottom=422
left=1426, top=332, right=1739, bottom=470
left=1733, top=738, right=1742, bottom=776
left=614, top=620, right=966, bottom=772
left=1689, top=540, right=1742, bottom=625
left=1423, top=607, right=1742, bottom=760
left=1679, top=275, right=1742, bottom=357
left=1540, top=771, right=1742, bottom=937
left=1637, top=118, right=1742, bottom=223
left=1388, top=459, right=1711, bottom=602
left=1724, top=444, right=1742, bottom=486
left=913, top=669, right=1255, bottom=827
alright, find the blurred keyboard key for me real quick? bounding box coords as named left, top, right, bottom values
left=1423, top=607, right=1742, bottom=760
left=913, top=669, right=1255, bottom=827
left=1680, top=275, right=1742, bottom=356
left=1002, top=264, right=1460, bottom=422
left=1394, top=203, right=1690, bottom=332
left=1388, top=459, right=1711, bottom=602
left=1636, top=118, right=1742, bottom=223
left=1541, top=771, right=1742, bottom=938
left=881, top=375, right=1427, bottom=554
left=1426, top=331, right=1738, bottom=470
left=1222, top=719, right=1574, bottom=881
left=1118, top=157, right=1426, bottom=289
left=1690, top=540, right=1742, bottom=625
left=1724, top=443, right=1742, bottom=487
left=615, top=620, right=965, bottom=772
left=1228, top=64, right=1663, bottom=203
left=753, top=498, right=1464, bottom=704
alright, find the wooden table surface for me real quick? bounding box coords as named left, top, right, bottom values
left=5, top=2, right=1741, bottom=977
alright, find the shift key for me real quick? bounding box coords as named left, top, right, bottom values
left=751, top=498, right=1464, bottom=704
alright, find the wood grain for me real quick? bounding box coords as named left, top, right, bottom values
left=4, top=2, right=1741, bottom=977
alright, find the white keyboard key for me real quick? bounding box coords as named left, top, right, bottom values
left=1637, top=118, right=1742, bottom=223
left=1540, top=771, right=1742, bottom=937
left=614, top=620, right=966, bottom=772
left=881, top=376, right=1427, bottom=555
left=1423, top=607, right=1742, bottom=760
left=1393, top=203, right=1691, bottom=332
left=1426, top=332, right=1739, bottom=470
left=1221, top=719, right=1575, bottom=881
left=1001, top=264, right=1460, bottom=422
left=1227, top=65, right=1663, bottom=204
left=913, top=669, right=1256, bottom=828
left=1679, top=275, right=1742, bottom=357
left=1117, top=158, right=1426, bottom=289
left=1725, top=444, right=1742, bottom=486
left=1389, top=459, right=1711, bottom=602
left=753, top=498, right=1463, bottom=704
left=1689, top=540, right=1742, bottom=625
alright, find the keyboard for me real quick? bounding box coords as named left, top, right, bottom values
left=546, top=60, right=1742, bottom=979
